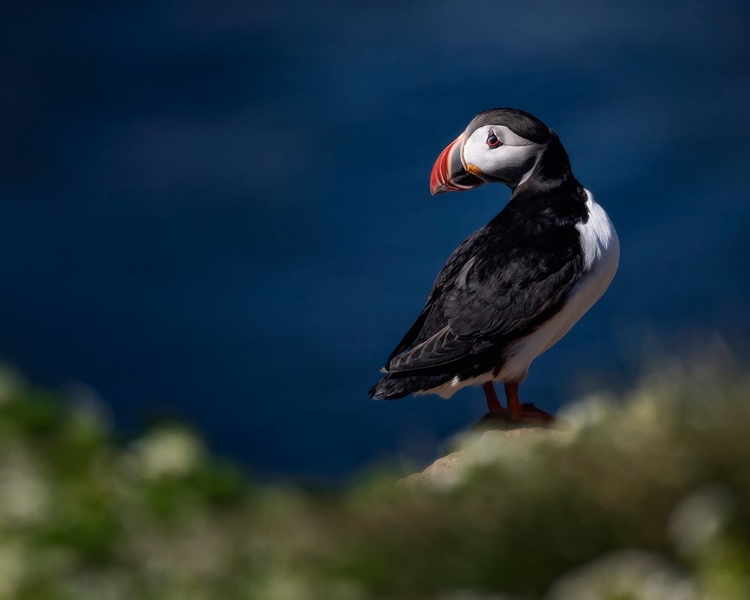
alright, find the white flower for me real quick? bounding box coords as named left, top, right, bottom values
left=131, top=429, right=204, bottom=479
left=547, top=550, right=696, bottom=600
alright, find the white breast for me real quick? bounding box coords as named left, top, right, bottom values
left=497, top=189, right=619, bottom=383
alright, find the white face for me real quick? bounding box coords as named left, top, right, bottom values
left=461, top=124, right=544, bottom=187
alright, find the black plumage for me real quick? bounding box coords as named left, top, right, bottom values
left=369, top=117, right=591, bottom=401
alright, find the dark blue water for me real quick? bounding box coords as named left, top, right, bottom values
left=2, top=2, right=749, bottom=479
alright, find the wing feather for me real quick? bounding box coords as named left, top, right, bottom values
left=382, top=216, right=584, bottom=376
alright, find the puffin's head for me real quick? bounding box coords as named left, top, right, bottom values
left=430, top=108, right=561, bottom=195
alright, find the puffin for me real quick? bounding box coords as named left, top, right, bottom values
left=368, top=108, right=619, bottom=422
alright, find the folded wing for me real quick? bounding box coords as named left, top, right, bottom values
left=385, top=225, right=583, bottom=376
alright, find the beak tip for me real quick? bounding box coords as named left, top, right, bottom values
left=429, top=170, right=444, bottom=196
left=429, top=141, right=456, bottom=196
left=429, top=183, right=445, bottom=196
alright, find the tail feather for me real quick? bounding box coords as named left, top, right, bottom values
left=368, top=372, right=453, bottom=400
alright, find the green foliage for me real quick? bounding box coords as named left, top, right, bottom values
left=0, top=363, right=748, bottom=600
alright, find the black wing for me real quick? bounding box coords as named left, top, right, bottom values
left=384, top=199, right=586, bottom=376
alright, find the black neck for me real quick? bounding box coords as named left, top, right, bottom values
left=499, top=135, right=588, bottom=226
left=512, top=134, right=580, bottom=197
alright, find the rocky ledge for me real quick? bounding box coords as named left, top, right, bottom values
left=403, top=415, right=570, bottom=487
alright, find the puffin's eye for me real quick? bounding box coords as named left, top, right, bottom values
left=486, top=131, right=502, bottom=148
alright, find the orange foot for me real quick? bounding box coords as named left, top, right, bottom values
left=481, top=382, right=557, bottom=424
left=516, top=402, right=555, bottom=422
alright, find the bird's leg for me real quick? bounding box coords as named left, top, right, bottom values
left=504, top=382, right=522, bottom=420
left=481, top=382, right=556, bottom=424
left=504, top=382, right=555, bottom=423
left=482, top=382, right=506, bottom=414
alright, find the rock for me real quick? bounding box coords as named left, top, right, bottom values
left=402, top=418, right=569, bottom=487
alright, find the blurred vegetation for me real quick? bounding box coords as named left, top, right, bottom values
left=0, top=362, right=748, bottom=600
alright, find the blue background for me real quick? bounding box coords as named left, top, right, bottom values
left=2, top=2, right=749, bottom=479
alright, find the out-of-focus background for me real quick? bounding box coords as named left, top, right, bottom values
left=2, top=1, right=749, bottom=479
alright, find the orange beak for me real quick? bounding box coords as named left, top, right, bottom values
left=429, top=135, right=484, bottom=195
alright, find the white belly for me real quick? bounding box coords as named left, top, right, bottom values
left=425, top=189, right=619, bottom=398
